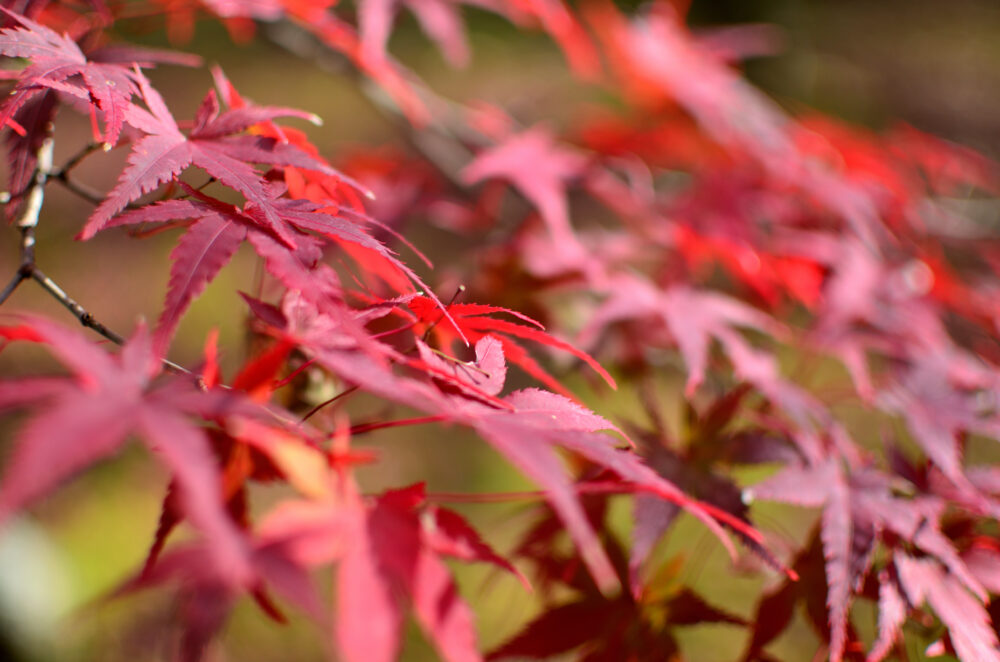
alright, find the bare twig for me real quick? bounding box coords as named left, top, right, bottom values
left=419, top=283, right=465, bottom=342
left=300, top=384, right=361, bottom=423
left=0, top=272, right=25, bottom=305
left=53, top=141, right=103, bottom=178
left=28, top=266, right=126, bottom=344
left=0, top=135, right=195, bottom=378
left=18, top=134, right=55, bottom=260
left=50, top=174, right=107, bottom=204
left=46, top=141, right=109, bottom=204
left=26, top=266, right=194, bottom=376
left=0, top=134, right=55, bottom=304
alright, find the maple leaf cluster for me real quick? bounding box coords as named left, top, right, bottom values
left=0, top=0, right=999, bottom=660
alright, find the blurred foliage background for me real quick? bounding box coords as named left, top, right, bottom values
left=0, top=0, right=997, bottom=660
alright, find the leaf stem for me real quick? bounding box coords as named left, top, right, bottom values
left=299, top=384, right=361, bottom=422
left=420, top=283, right=465, bottom=342
left=425, top=482, right=635, bottom=504
left=349, top=414, right=445, bottom=436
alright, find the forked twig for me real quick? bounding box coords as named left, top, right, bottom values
left=0, top=135, right=193, bottom=378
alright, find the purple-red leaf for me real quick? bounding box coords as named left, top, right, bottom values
left=0, top=8, right=149, bottom=145
left=868, top=570, right=906, bottom=662
left=0, top=318, right=253, bottom=584
left=336, top=498, right=404, bottom=662
left=154, top=213, right=248, bottom=356
left=463, top=127, right=592, bottom=272
left=896, top=554, right=1000, bottom=662
left=80, top=71, right=337, bottom=247
left=425, top=505, right=529, bottom=589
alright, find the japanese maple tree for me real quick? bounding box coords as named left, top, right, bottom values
left=0, top=0, right=998, bottom=660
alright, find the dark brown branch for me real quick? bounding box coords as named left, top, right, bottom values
left=28, top=267, right=126, bottom=344
left=0, top=272, right=26, bottom=305
left=0, top=136, right=195, bottom=379
left=50, top=173, right=107, bottom=205
left=51, top=142, right=127, bottom=205
left=52, top=141, right=103, bottom=178
left=25, top=266, right=194, bottom=376
left=18, top=134, right=55, bottom=261
left=0, top=134, right=53, bottom=304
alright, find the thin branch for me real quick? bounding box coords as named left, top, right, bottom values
left=0, top=272, right=26, bottom=305
left=300, top=384, right=360, bottom=422
left=1, top=135, right=51, bottom=307
left=28, top=267, right=125, bottom=344
left=0, top=135, right=195, bottom=379
left=17, top=134, right=55, bottom=261
left=24, top=266, right=195, bottom=376
left=53, top=141, right=103, bottom=177
left=50, top=143, right=153, bottom=208
left=50, top=174, right=107, bottom=205
left=0, top=135, right=53, bottom=304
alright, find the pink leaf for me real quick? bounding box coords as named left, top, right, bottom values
left=336, top=501, right=404, bottom=662
left=426, top=506, right=530, bottom=589
left=896, top=554, right=1000, bottom=662
left=867, top=571, right=906, bottom=662
left=821, top=464, right=852, bottom=662
left=0, top=393, right=136, bottom=522
left=154, top=213, right=247, bottom=356
left=411, top=548, right=481, bottom=662
left=463, top=128, right=591, bottom=269
left=138, top=408, right=252, bottom=587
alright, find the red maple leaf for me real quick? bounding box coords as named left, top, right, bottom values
left=462, top=127, right=595, bottom=276
left=746, top=456, right=994, bottom=662
left=407, top=294, right=615, bottom=398
left=0, top=317, right=255, bottom=586
left=258, top=481, right=520, bottom=662
left=358, top=0, right=470, bottom=67
left=98, top=182, right=436, bottom=356
left=77, top=69, right=339, bottom=246
left=0, top=7, right=140, bottom=145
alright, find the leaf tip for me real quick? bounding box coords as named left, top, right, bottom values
left=595, top=572, right=620, bottom=598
